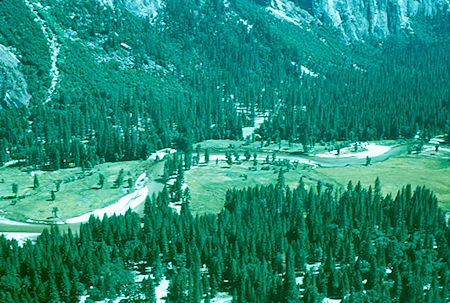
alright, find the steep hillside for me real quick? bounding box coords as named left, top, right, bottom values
left=0, top=0, right=448, bottom=168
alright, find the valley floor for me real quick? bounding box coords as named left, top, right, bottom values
left=1, top=138, right=449, bottom=241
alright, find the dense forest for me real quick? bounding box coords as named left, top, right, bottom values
left=0, top=0, right=449, bottom=169
left=0, top=172, right=448, bottom=302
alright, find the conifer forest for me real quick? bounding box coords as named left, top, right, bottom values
left=0, top=0, right=448, bottom=302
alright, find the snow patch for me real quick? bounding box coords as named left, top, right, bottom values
left=242, top=113, right=267, bottom=138
left=266, top=0, right=307, bottom=26
left=306, top=262, right=321, bottom=273
left=301, top=65, right=319, bottom=77
left=66, top=174, right=149, bottom=223
left=149, top=148, right=177, bottom=161
left=98, top=0, right=113, bottom=7
left=208, top=292, right=233, bottom=303
left=0, top=232, right=40, bottom=246
left=1, top=160, right=20, bottom=168
left=239, top=18, right=253, bottom=32
left=155, top=277, right=169, bottom=302
left=24, top=0, right=60, bottom=104
left=315, top=143, right=390, bottom=159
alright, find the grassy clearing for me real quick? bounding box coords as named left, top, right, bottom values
left=316, top=154, right=450, bottom=211
left=0, top=160, right=157, bottom=222
left=185, top=161, right=317, bottom=214
left=186, top=152, right=449, bottom=214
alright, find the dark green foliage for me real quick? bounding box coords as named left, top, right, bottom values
left=0, top=0, right=448, bottom=170
left=33, top=174, right=39, bottom=189
left=3, top=178, right=444, bottom=302
left=11, top=183, right=18, bottom=196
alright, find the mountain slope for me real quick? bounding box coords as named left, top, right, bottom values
left=0, top=0, right=448, bottom=167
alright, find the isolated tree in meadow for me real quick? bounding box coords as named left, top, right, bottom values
left=98, top=173, right=105, bottom=189
left=52, top=206, right=58, bottom=217
left=204, top=149, right=210, bottom=163
left=244, top=150, right=251, bottom=161
left=226, top=152, right=232, bottom=165
left=33, top=174, right=40, bottom=189
left=50, top=190, right=56, bottom=201
left=12, top=183, right=18, bottom=196
left=55, top=180, right=62, bottom=192
left=233, top=151, right=240, bottom=161
left=114, top=169, right=124, bottom=188
left=365, top=156, right=371, bottom=166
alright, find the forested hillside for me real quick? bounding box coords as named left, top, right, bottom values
left=0, top=179, right=447, bottom=302
left=0, top=0, right=449, bottom=168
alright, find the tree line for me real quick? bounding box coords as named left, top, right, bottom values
left=0, top=174, right=447, bottom=302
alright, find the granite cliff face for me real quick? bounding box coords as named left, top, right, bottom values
left=311, top=0, right=448, bottom=40
left=109, top=0, right=447, bottom=41
left=0, top=44, right=31, bottom=109
left=100, top=0, right=162, bottom=18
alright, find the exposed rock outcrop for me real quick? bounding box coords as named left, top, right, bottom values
left=311, top=0, right=448, bottom=40
left=0, top=44, right=31, bottom=109
left=102, top=0, right=163, bottom=18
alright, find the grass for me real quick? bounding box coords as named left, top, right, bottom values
left=186, top=152, right=450, bottom=214
left=0, top=160, right=157, bottom=222
left=316, top=154, right=450, bottom=211
left=185, top=161, right=317, bottom=214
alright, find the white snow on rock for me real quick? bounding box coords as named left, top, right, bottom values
left=315, top=143, right=390, bottom=159
left=242, top=114, right=267, bottom=138
left=266, top=0, right=303, bottom=26
left=429, top=136, right=446, bottom=144
left=203, top=292, right=233, bottom=303
left=98, top=0, right=113, bottom=7
left=168, top=202, right=181, bottom=214
left=155, top=277, right=170, bottom=302
left=239, top=18, right=253, bottom=32
left=121, top=0, right=163, bottom=18
left=301, top=65, right=319, bottom=77
left=23, top=0, right=60, bottom=104
left=323, top=298, right=341, bottom=303
left=149, top=148, right=177, bottom=161
left=0, top=232, right=40, bottom=246
left=306, top=262, right=322, bottom=273
left=66, top=174, right=149, bottom=223
left=266, top=0, right=313, bottom=27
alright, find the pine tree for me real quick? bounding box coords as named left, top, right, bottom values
left=277, top=168, right=285, bottom=188
left=283, top=246, right=299, bottom=302
left=205, top=149, right=210, bottom=163
left=33, top=174, right=40, bottom=189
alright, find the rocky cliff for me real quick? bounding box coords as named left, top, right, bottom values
left=311, top=0, right=448, bottom=40
left=102, top=0, right=162, bottom=18
left=0, top=44, right=31, bottom=109
left=108, top=0, right=447, bottom=41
